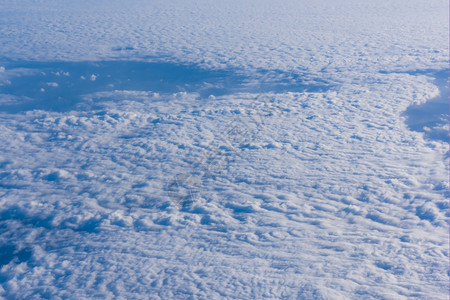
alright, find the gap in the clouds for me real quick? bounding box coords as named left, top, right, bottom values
left=403, top=69, right=449, bottom=143
left=0, top=244, right=32, bottom=268
left=0, top=61, right=332, bottom=113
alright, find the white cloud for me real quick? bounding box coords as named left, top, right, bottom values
left=0, top=0, right=447, bottom=298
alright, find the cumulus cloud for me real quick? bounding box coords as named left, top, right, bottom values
left=0, top=0, right=447, bottom=298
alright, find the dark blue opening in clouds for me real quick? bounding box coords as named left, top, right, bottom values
left=404, top=69, right=449, bottom=143
left=0, top=61, right=332, bottom=113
